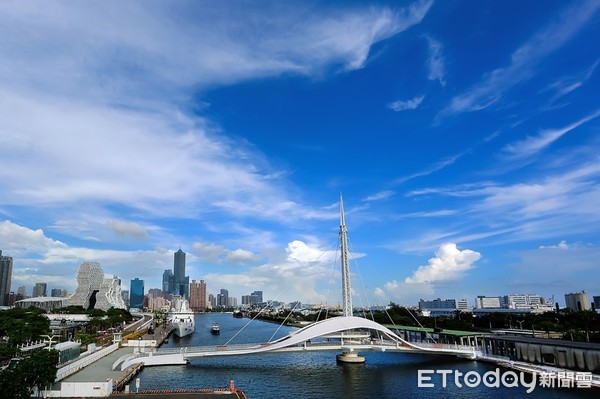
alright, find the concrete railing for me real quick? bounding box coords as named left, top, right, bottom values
left=55, top=343, right=120, bottom=382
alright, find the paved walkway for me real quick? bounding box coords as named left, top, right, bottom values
left=59, top=318, right=174, bottom=387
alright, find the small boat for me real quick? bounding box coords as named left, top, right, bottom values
left=211, top=322, right=220, bottom=335
left=232, top=309, right=243, bottom=318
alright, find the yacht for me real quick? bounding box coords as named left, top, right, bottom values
left=211, top=322, right=220, bottom=335
left=169, top=296, right=195, bottom=338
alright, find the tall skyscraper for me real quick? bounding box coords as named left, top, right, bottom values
left=0, top=250, right=13, bottom=306
left=130, top=278, right=145, bottom=309
left=162, top=269, right=174, bottom=295
left=33, top=282, right=48, bottom=297
left=189, top=279, right=207, bottom=312
left=173, top=249, right=190, bottom=299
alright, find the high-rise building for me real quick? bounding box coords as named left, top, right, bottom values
left=189, top=279, right=207, bottom=312
left=170, top=249, right=190, bottom=299
left=251, top=291, right=263, bottom=304
left=162, top=269, right=174, bottom=295
left=130, top=278, right=145, bottom=309
left=593, top=296, right=600, bottom=310
left=173, top=249, right=186, bottom=297
left=217, top=288, right=229, bottom=308
left=33, top=282, right=48, bottom=297
left=208, top=294, right=216, bottom=309
left=565, top=291, right=590, bottom=312
left=0, top=250, right=13, bottom=306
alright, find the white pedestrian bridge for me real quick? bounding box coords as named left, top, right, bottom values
left=114, top=315, right=476, bottom=371
left=115, top=198, right=476, bottom=372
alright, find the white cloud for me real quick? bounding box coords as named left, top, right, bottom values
left=442, top=1, right=600, bottom=116
left=226, top=249, right=259, bottom=263
left=395, top=152, right=465, bottom=184
left=387, top=95, right=425, bottom=111
left=0, top=220, right=66, bottom=255
left=106, top=220, right=148, bottom=239
left=380, top=279, right=435, bottom=306
left=503, top=109, right=600, bottom=160
left=286, top=240, right=335, bottom=263
left=0, top=1, right=434, bottom=227
left=405, top=243, right=481, bottom=284
left=363, top=191, right=395, bottom=202
left=539, top=240, right=569, bottom=249
left=425, top=36, right=445, bottom=86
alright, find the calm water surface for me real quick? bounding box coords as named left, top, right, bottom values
left=135, top=313, right=596, bottom=399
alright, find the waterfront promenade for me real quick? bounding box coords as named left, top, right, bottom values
left=45, top=316, right=174, bottom=397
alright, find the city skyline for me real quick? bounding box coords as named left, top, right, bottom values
left=1, top=1, right=599, bottom=306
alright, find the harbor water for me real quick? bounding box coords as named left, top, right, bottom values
left=135, top=313, right=596, bottom=398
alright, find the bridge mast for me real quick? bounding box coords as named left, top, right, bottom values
left=339, top=194, right=352, bottom=317
left=336, top=195, right=366, bottom=363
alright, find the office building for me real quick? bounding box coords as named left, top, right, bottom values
left=162, top=269, right=174, bottom=295
left=251, top=290, right=263, bottom=304
left=502, top=294, right=545, bottom=309
left=217, top=288, right=229, bottom=308
left=475, top=296, right=502, bottom=309
left=0, top=250, right=13, bottom=306
left=565, top=291, right=590, bottom=312
left=130, top=278, right=145, bottom=309
left=208, top=294, right=216, bottom=309
left=190, top=279, right=207, bottom=312
left=173, top=249, right=190, bottom=299
left=33, top=282, right=48, bottom=297
left=593, top=296, right=600, bottom=310
left=419, top=298, right=468, bottom=310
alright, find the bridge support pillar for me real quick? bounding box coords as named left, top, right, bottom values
left=336, top=352, right=365, bottom=364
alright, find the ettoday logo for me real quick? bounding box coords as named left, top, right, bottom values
left=418, top=368, right=537, bottom=393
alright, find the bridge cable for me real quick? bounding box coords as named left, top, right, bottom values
left=316, top=237, right=340, bottom=322
left=347, top=236, right=382, bottom=340
left=268, top=300, right=301, bottom=342
left=363, top=258, right=439, bottom=344
left=224, top=287, right=289, bottom=346
left=225, top=237, right=338, bottom=346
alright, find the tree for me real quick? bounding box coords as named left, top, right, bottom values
left=0, top=307, right=49, bottom=346
left=19, top=349, right=59, bottom=398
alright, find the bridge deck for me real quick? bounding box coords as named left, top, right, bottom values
left=121, top=339, right=475, bottom=368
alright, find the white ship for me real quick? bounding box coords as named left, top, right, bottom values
left=169, top=296, right=195, bottom=337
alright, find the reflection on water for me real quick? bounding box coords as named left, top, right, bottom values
left=136, top=313, right=597, bottom=399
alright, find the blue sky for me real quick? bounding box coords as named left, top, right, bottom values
left=1, top=0, right=599, bottom=307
